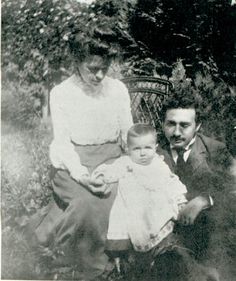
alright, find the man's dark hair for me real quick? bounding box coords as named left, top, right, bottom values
left=160, top=84, right=203, bottom=124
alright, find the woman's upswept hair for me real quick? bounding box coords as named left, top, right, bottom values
left=69, top=17, right=119, bottom=62
left=127, top=123, right=157, bottom=145
left=160, top=84, right=203, bottom=124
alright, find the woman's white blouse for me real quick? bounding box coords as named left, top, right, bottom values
left=49, top=75, right=133, bottom=178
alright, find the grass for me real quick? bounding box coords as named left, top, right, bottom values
left=1, top=120, right=53, bottom=279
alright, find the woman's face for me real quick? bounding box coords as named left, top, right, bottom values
left=77, top=55, right=111, bottom=87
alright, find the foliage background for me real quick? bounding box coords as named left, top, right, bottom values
left=1, top=0, right=236, bottom=279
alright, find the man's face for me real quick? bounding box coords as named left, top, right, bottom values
left=77, top=55, right=111, bottom=87
left=163, top=108, right=201, bottom=149
left=128, top=134, right=156, bottom=165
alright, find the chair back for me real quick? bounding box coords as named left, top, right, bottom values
left=122, top=76, right=173, bottom=135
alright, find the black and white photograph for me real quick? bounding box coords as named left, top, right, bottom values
left=1, top=0, right=236, bottom=280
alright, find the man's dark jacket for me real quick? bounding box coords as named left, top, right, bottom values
left=157, top=133, right=236, bottom=259
left=156, top=133, right=235, bottom=203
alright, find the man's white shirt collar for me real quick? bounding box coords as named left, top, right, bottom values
left=170, top=136, right=196, bottom=163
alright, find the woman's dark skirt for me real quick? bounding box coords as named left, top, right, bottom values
left=26, top=142, right=122, bottom=280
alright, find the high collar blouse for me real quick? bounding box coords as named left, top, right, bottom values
left=49, top=75, right=133, bottom=178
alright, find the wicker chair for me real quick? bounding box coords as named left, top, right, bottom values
left=122, top=76, right=173, bottom=136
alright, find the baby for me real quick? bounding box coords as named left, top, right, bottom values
left=93, top=123, right=187, bottom=257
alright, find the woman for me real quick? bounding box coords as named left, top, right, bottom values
left=31, top=22, right=133, bottom=280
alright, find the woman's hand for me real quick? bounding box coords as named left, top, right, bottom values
left=90, top=172, right=113, bottom=195
left=90, top=179, right=112, bottom=195
left=79, top=173, right=112, bottom=195
left=79, top=174, right=92, bottom=188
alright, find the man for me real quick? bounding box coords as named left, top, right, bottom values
left=156, top=90, right=236, bottom=262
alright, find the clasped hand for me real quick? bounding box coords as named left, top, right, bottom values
left=178, top=196, right=209, bottom=225
left=79, top=173, right=112, bottom=195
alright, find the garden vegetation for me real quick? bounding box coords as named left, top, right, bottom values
left=1, top=0, right=236, bottom=279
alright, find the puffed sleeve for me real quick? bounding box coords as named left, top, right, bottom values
left=166, top=173, right=188, bottom=205
left=49, top=86, right=89, bottom=179
left=92, top=156, right=129, bottom=183
left=117, top=81, right=133, bottom=145
left=156, top=155, right=187, bottom=204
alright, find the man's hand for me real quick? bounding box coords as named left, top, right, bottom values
left=178, top=196, right=210, bottom=225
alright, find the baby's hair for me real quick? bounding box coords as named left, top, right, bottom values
left=127, top=123, right=157, bottom=145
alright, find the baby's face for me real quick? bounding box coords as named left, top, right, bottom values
left=128, top=134, right=156, bottom=165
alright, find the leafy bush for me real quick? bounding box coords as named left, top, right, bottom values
left=2, top=68, right=47, bottom=128
left=2, top=123, right=52, bottom=228
left=129, top=0, right=236, bottom=84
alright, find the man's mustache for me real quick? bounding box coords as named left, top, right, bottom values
left=170, top=136, right=185, bottom=142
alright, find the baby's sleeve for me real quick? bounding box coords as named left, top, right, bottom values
left=156, top=155, right=188, bottom=204
left=168, top=173, right=188, bottom=204
left=93, top=157, right=127, bottom=184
